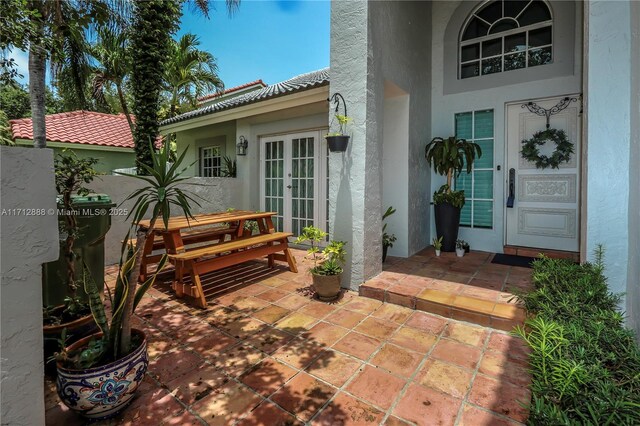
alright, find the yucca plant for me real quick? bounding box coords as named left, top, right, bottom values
left=425, top=136, right=482, bottom=193
left=59, top=139, right=200, bottom=367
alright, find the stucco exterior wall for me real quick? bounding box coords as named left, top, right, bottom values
left=330, top=1, right=431, bottom=289
left=584, top=0, right=636, bottom=330
left=431, top=0, right=582, bottom=253
left=1, top=147, right=59, bottom=426
left=14, top=140, right=136, bottom=174
left=174, top=121, right=237, bottom=177
left=89, top=176, right=243, bottom=264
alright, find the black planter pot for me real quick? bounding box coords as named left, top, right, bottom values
left=326, top=135, right=350, bottom=152
left=382, top=245, right=389, bottom=262
left=434, top=202, right=461, bottom=252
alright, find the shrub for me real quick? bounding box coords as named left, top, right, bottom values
left=514, top=246, right=640, bottom=425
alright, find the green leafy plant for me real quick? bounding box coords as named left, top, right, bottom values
left=326, top=114, right=352, bottom=137
left=432, top=236, right=443, bottom=250
left=57, top=140, right=200, bottom=368
left=425, top=136, right=481, bottom=205
left=382, top=206, right=397, bottom=250
left=455, top=239, right=469, bottom=250
left=295, top=226, right=347, bottom=276
left=512, top=246, right=640, bottom=425
left=221, top=156, right=237, bottom=177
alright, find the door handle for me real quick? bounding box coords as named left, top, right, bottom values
left=286, top=185, right=292, bottom=189
left=507, top=168, right=515, bottom=208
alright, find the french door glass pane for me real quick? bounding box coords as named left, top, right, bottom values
left=455, top=113, right=473, bottom=139
left=291, top=136, right=315, bottom=237
left=264, top=140, right=284, bottom=231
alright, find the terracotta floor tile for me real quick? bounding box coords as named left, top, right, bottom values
left=452, top=295, right=495, bottom=314
left=345, top=365, right=406, bottom=410
left=468, top=375, right=530, bottom=423
left=214, top=316, right=267, bottom=340
left=298, top=302, right=339, bottom=319
left=415, top=359, right=474, bottom=398
left=272, top=338, right=325, bottom=369
left=302, top=321, right=350, bottom=346
left=165, top=364, right=229, bottom=405
left=431, top=339, right=482, bottom=370
left=325, top=309, right=366, bottom=328
left=232, top=296, right=272, bottom=314
left=371, top=303, right=413, bottom=324
left=333, top=332, right=382, bottom=361
left=416, top=288, right=456, bottom=305
left=478, top=351, right=531, bottom=387
left=354, top=317, right=399, bottom=340
left=459, top=285, right=501, bottom=302
left=389, top=326, right=438, bottom=353
left=458, top=404, right=521, bottom=426
left=259, top=276, right=289, bottom=288
left=191, top=381, right=263, bottom=426
left=279, top=281, right=307, bottom=293
left=404, top=311, right=448, bottom=335
left=115, top=380, right=185, bottom=425
left=443, top=322, right=489, bottom=347
left=343, top=298, right=384, bottom=315
left=382, top=416, right=413, bottom=426
left=146, top=332, right=179, bottom=360
left=271, top=372, right=336, bottom=421
left=468, top=278, right=503, bottom=291
left=162, top=409, right=204, bottom=426
left=187, top=329, right=239, bottom=358
left=370, top=343, right=423, bottom=378
left=275, top=293, right=312, bottom=310
left=252, top=304, right=291, bottom=324
left=235, top=401, right=302, bottom=426
left=244, top=326, right=296, bottom=354
left=274, top=312, right=318, bottom=334
left=148, top=348, right=203, bottom=383
left=311, top=392, right=385, bottom=426
left=393, top=383, right=461, bottom=426
left=255, top=288, right=289, bottom=302
left=485, top=332, right=531, bottom=361
left=213, top=343, right=266, bottom=377
left=240, top=358, right=298, bottom=397
left=305, top=350, right=363, bottom=387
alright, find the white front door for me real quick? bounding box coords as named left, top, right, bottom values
left=260, top=130, right=328, bottom=237
left=505, top=96, right=581, bottom=252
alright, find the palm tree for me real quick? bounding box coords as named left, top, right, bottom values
left=90, top=27, right=134, bottom=130
left=163, top=33, right=224, bottom=118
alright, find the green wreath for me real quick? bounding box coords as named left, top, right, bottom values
left=521, top=128, right=574, bottom=169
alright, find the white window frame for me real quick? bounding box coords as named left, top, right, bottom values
left=200, top=146, right=222, bottom=177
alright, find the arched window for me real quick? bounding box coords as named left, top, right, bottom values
left=459, top=0, right=553, bottom=79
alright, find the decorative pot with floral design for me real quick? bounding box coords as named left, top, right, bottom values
left=56, top=329, right=147, bottom=420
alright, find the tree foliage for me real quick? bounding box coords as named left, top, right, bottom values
left=130, top=0, right=181, bottom=173
left=0, top=81, right=63, bottom=119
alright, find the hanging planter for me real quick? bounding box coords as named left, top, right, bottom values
left=326, top=92, right=351, bottom=153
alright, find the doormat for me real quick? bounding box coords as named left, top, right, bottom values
left=491, top=253, right=536, bottom=268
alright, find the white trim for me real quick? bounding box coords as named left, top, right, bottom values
left=13, top=139, right=134, bottom=153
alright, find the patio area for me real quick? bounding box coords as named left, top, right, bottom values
left=45, top=249, right=531, bottom=425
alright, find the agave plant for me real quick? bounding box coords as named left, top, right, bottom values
left=62, top=139, right=200, bottom=367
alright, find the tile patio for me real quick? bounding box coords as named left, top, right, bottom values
left=45, top=249, right=532, bottom=425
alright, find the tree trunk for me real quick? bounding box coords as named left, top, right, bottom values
left=29, top=22, right=47, bottom=148
left=116, top=83, right=135, bottom=133
left=446, top=169, right=453, bottom=190
left=119, top=218, right=156, bottom=355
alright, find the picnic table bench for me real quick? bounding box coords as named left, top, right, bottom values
left=138, top=211, right=297, bottom=308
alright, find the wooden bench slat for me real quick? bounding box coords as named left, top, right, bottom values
left=169, top=232, right=293, bottom=261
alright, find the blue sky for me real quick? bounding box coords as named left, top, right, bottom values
left=13, top=0, right=330, bottom=90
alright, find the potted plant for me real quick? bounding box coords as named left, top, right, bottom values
left=432, top=236, right=443, bottom=257
left=382, top=206, right=397, bottom=262
left=55, top=141, right=198, bottom=420
left=325, top=114, right=351, bottom=152
left=43, top=152, right=104, bottom=375
left=425, top=136, right=481, bottom=252
left=456, top=240, right=467, bottom=257
left=296, top=226, right=347, bottom=301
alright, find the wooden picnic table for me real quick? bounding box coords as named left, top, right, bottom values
left=138, top=210, right=297, bottom=308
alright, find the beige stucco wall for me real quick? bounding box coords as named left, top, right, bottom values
left=1, top=146, right=59, bottom=425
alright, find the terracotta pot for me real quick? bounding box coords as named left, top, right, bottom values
left=312, top=273, right=342, bottom=302
left=43, top=311, right=97, bottom=376
left=56, top=329, right=148, bottom=420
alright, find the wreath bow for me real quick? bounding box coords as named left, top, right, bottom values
left=521, top=128, right=574, bottom=169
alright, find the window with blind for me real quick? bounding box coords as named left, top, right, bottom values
left=200, top=146, right=222, bottom=177
left=455, top=110, right=494, bottom=229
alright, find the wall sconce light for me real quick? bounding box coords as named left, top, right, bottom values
left=236, top=136, right=248, bottom=156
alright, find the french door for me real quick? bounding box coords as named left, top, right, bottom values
left=260, top=130, right=328, bottom=238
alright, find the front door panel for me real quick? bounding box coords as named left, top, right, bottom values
left=505, top=96, right=581, bottom=252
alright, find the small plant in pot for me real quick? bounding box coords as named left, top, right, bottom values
left=325, top=114, right=351, bottom=152
left=455, top=239, right=468, bottom=257
left=296, top=226, right=347, bottom=302
left=432, top=236, right=443, bottom=257
left=55, top=141, right=199, bottom=420
left=43, top=151, right=101, bottom=375
left=382, top=206, right=397, bottom=262
left=425, top=136, right=481, bottom=252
